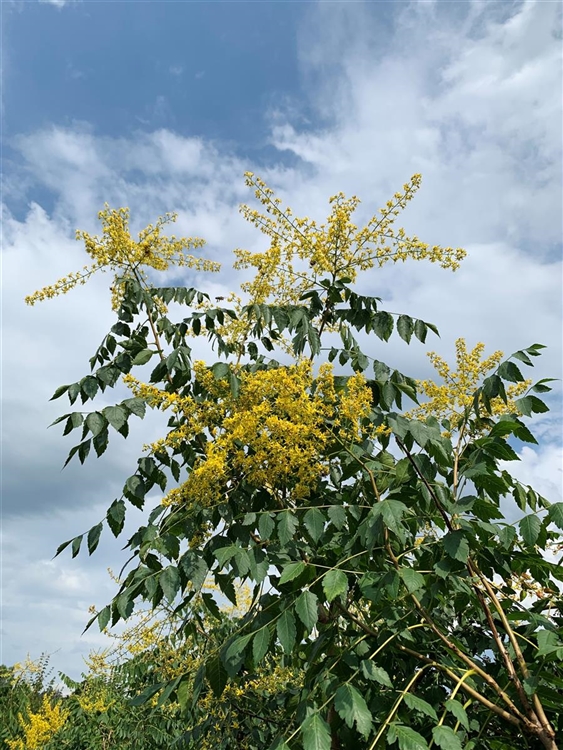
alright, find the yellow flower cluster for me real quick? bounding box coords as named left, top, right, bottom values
left=125, top=362, right=372, bottom=507
left=234, top=172, right=466, bottom=307
left=407, top=338, right=531, bottom=431
left=25, top=206, right=220, bottom=310
left=76, top=683, right=115, bottom=714
left=7, top=695, right=68, bottom=750
left=10, top=655, right=45, bottom=682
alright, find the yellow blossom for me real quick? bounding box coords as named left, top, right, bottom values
left=407, top=338, right=532, bottom=430
left=233, top=173, right=466, bottom=309
left=25, top=206, right=220, bottom=310
left=7, top=695, right=68, bottom=750
left=125, top=361, right=372, bottom=509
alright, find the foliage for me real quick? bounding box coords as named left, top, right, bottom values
left=26, top=172, right=562, bottom=749
left=0, top=656, right=63, bottom=750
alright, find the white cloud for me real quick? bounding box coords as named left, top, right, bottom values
left=507, top=444, right=563, bottom=503
left=39, top=0, right=69, bottom=8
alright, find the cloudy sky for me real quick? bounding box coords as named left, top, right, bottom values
left=1, top=0, right=562, bottom=680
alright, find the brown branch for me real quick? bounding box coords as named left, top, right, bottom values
left=396, top=645, right=527, bottom=730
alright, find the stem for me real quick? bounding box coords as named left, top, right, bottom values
left=132, top=269, right=173, bottom=387
left=397, top=645, right=525, bottom=729
left=397, top=439, right=558, bottom=747
left=367, top=666, right=431, bottom=750
left=452, top=421, right=467, bottom=499
left=350, top=447, right=526, bottom=719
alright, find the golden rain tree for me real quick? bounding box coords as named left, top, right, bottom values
left=27, top=172, right=562, bottom=750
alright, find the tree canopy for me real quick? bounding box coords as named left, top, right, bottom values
left=12, top=172, right=562, bottom=750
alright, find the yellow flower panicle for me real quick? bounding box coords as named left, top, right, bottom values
left=407, top=338, right=532, bottom=432
left=25, top=206, right=220, bottom=310
left=234, top=173, right=466, bottom=307
left=125, top=362, right=372, bottom=508
left=7, top=695, right=68, bottom=750
left=76, top=683, right=115, bottom=715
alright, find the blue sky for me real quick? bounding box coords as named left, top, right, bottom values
left=1, top=0, right=562, bottom=680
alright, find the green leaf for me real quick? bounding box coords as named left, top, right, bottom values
left=397, top=315, right=414, bottom=344
left=224, top=634, right=252, bottom=672
left=132, top=349, right=154, bottom=365
left=512, top=349, right=533, bottom=366
left=259, top=513, right=275, bottom=540
left=399, top=568, right=425, bottom=593
left=531, top=378, right=556, bottom=394
left=277, top=610, right=296, bottom=654
left=295, top=590, right=318, bottom=632
left=360, top=661, right=393, bottom=687
left=212, top=362, right=230, bottom=379
left=71, top=535, right=82, bottom=559
left=227, top=369, right=240, bottom=397
left=123, top=398, right=146, bottom=418
left=125, top=475, right=146, bottom=501
left=87, top=522, right=103, bottom=555
left=304, top=508, right=325, bottom=542
left=408, top=420, right=428, bottom=448
left=97, top=605, right=111, bottom=631
left=129, top=683, right=163, bottom=707
left=279, top=561, right=307, bottom=585
left=81, top=376, right=99, bottom=400
left=374, top=311, right=394, bottom=341
left=513, top=484, right=528, bottom=511
left=536, top=629, right=560, bottom=655
left=377, top=498, right=408, bottom=534
left=323, top=569, right=348, bottom=602
left=328, top=505, right=347, bottom=529
left=116, top=591, right=134, bottom=620
left=107, top=499, right=126, bottom=537
left=432, top=726, right=463, bottom=750
left=215, top=545, right=239, bottom=567
left=334, top=683, right=373, bottom=738
left=516, top=395, right=549, bottom=416
left=252, top=627, right=271, bottom=664
left=85, top=412, right=107, bottom=437
left=206, top=655, right=228, bottom=698
left=414, top=320, right=428, bottom=344
left=201, top=592, right=222, bottom=620
left=497, top=361, right=524, bottom=383
left=443, top=530, right=469, bottom=563
left=498, top=525, right=516, bottom=549
left=78, top=439, right=91, bottom=464
left=50, top=384, right=70, bottom=401
left=404, top=693, right=438, bottom=721
left=519, top=514, right=542, bottom=546
left=388, top=724, right=429, bottom=750
left=55, top=538, right=73, bottom=557
left=444, top=699, right=469, bottom=730
left=160, top=566, right=180, bottom=602
left=277, top=510, right=298, bottom=546
left=301, top=713, right=331, bottom=750
left=103, top=405, right=128, bottom=431
left=548, top=503, right=563, bottom=529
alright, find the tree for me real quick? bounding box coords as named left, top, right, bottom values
left=27, top=172, right=562, bottom=749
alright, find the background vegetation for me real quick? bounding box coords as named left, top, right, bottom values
left=4, top=173, right=562, bottom=750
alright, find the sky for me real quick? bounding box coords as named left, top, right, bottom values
left=1, top=0, right=562, bottom=681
